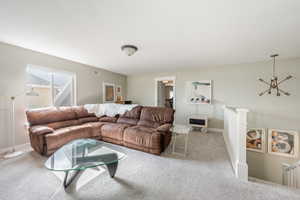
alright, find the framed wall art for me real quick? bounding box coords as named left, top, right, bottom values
left=103, top=82, right=115, bottom=103
left=246, top=128, right=266, bottom=153
left=115, top=85, right=122, bottom=101
left=186, top=80, right=212, bottom=104
left=268, top=129, right=299, bottom=158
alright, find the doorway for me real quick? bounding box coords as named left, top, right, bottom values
left=155, top=77, right=176, bottom=109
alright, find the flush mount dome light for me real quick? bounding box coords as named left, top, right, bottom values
left=121, top=45, right=138, bottom=56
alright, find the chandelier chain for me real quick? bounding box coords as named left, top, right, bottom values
left=273, top=56, right=276, bottom=77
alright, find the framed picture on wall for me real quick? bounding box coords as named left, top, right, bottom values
left=246, top=128, right=266, bottom=153
left=186, top=80, right=212, bottom=104
left=268, top=129, right=299, bottom=158
left=115, top=85, right=122, bottom=101
left=103, top=82, right=115, bottom=103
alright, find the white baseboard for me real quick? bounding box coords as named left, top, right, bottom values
left=0, top=143, right=31, bottom=154
left=235, top=160, right=248, bottom=181
left=249, top=177, right=282, bottom=186
left=208, top=128, right=224, bottom=133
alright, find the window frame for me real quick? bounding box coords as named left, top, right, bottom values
left=26, top=65, right=77, bottom=108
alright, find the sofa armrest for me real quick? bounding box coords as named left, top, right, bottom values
left=156, top=123, right=172, bottom=133
left=30, top=125, right=54, bottom=136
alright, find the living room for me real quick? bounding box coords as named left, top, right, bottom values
left=0, top=1, right=300, bottom=200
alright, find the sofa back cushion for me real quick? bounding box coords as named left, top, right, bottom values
left=117, top=118, right=139, bottom=126
left=117, top=106, right=143, bottom=125
left=47, top=120, right=80, bottom=130
left=26, top=107, right=78, bottom=126
left=137, top=107, right=174, bottom=128
left=120, top=106, right=143, bottom=119
left=78, top=117, right=99, bottom=124
left=72, top=106, right=96, bottom=118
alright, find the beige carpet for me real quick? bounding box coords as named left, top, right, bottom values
left=0, top=131, right=300, bottom=200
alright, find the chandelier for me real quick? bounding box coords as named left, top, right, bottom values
left=258, top=54, right=293, bottom=96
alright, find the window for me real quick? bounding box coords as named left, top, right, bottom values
left=26, top=65, right=76, bottom=109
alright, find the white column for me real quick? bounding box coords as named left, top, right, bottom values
left=235, top=108, right=249, bottom=181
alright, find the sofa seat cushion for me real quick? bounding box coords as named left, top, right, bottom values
left=83, top=122, right=108, bottom=137
left=137, top=120, right=162, bottom=129
left=101, top=123, right=132, bottom=141
left=123, top=126, right=161, bottom=149
left=45, top=125, right=92, bottom=151
left=99, top=116, right=118, bottom=123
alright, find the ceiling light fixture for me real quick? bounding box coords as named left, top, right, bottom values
left=121, top=45, right=138, bottom=56
left=258, top=54, right=293, bottom=96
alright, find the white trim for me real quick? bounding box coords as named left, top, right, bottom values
left=26, top=84, right=51, bottom=89
left=249, top=177, right=282, bottom=186
left=223, top=105, right=250, bottom=113
left=236, top=161, right=248, bottom=181
left=236, top=108, right=250, bottom=112
left=0, top=143, right=31, bottom=155
left=103, top=82, right=115, bottom=103
left=154, top=76, right=176, bottom=109
left=26, top=65, right=77, bottom=107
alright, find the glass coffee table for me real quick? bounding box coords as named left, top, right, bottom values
left=45, top=139, right=126, bottom=191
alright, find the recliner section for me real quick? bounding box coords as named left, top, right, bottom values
left=26, top=105, right=174, bottom=156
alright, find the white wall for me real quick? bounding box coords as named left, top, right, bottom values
left=127, top=58, right=300, bottom=129
left=127, top=58, right=300, bottom=184
left=0, top=42, right=127, bottom=150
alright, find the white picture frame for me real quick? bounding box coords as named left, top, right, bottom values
left=186, top=80, right=212, bottom=104
left=268, top=129, right=299, bottom=158
left=246, top=128, right=266, bottom=153
left=103, top=82, right=115, bottom=103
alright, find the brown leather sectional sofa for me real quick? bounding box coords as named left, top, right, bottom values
left=26, top=105, right=174, bottom=156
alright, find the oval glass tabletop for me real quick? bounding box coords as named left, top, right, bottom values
left=45, top=139, right=126, bottom=171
